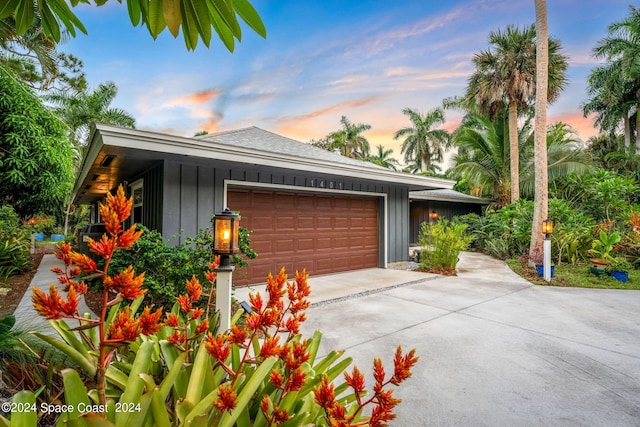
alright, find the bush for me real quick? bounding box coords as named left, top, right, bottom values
left=0, top=237, right=31, bottom=282
left=419, top=218, right=473, bottom=273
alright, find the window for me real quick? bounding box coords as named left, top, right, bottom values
left=131, top=179, right=143, bottom=224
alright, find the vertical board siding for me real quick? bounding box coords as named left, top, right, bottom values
left=143, top=163, right=163, bottom=232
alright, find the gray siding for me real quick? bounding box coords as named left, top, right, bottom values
left=160, top=159, right=411, bottom=263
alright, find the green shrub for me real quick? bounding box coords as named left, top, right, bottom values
left=419, top=218, right=473, bottom=273
left=0, top=237, right=31, bottom=282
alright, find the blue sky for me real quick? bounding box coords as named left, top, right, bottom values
left=65, top=0, right=633, bottom=167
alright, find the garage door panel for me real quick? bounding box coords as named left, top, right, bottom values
left=228, top=189, right=379, bottom=285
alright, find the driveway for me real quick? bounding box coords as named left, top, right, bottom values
left=292, top=253, right=640, bottom=426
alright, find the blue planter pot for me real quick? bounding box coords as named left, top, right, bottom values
left=535, top=265, right=554, bottom=278
left=611, top=271, right=629, bottom=283
left=50, top=233, right=65, bottom=242
left=35, top=232, right=44, bottom=241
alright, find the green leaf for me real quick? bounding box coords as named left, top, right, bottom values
left=0, top=0, right=19, bottom=20
left=60, top=368, right=90, bottom=422
left=179, top=0, right=198, bottom=50
left=209, top=4, right=235, bottom=52
left=48, top=0, right=88, bottom=37
left=211, top=0, right=241, bottom=39
left=185, top=341, right=211, bottom=403
left=158, top=350, right=187, bottom=399
left=32, top=332, right=97, bottom=377
left=49, top=319, right=92, bottom=361
left=162, top=0, right=182, bottom=37
left=182, top=0, right=211, bottom=47
left=127, top=0, right=142, bottom=26
left=39, top=2, right=61, bottom=42
left=218, top=356, right=278, bottom=427
left=149, top=390, right=172, bottom=427
left=15, top=0, right=35, bottom=35
left=146, top=0, right=166, bottom=38
left=11, top=390, right=37, bottom=427
left=233, top=0, right=266, bottom=38
left=115, top=340, right=154, bottom=425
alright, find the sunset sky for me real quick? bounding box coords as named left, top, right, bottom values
left=64, top=0, right=632, bottom=168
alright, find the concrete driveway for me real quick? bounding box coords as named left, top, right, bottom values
left=288, top=253, right=640, bottom=426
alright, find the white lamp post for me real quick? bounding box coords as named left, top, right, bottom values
left=542, top=219, right=553, bottom=281
left=212, top=208, right=241, bottom=332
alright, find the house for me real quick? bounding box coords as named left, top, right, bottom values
left=73, top=125, right=479, bottom=285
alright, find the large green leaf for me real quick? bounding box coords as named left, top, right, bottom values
left=182, top=0, right=212, bottom=47
left=0, top=0, right=20, bottom=20
left=146, top=0, right=166, bottom=38
left=233, top=0, right=266, bottom=38
left=32, top=332, right=97, bottom=377
left=211, top=0, right=241, bottom=39
left=115, top=340, right=155, bottom=425
left=15, top=0, right=35, bottom=35
left=10, top=391, right=37, bottom=427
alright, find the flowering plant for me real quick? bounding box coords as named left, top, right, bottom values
left=7, top=184, right=419, bottom=427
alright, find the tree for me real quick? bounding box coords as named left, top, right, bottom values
left=366, top=145, right=400, bottom=170
left=46, top=81, right=136, bottom=154
left=0, top=69, right=74, bottom=217
left=1, top=14, right=87, bottom=91
left=589, top=6, right=640, bottom=151
left=325, top=116, right=371, bottom=159
left=465, top=24, right=568, bottom=203
left=0, top=0, right=266, bottom=52
left=394, top=107, right=449, bottom=173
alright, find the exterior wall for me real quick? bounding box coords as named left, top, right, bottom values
left=161, top=159, right=410, bottom=264
left=410, top=200, right=484, bottom=244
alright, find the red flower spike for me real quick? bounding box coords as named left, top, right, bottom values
left=60, top=286, right=79, bottom=316
left=32, top=285, right=63, bottom=320
left=195, top=319, right=209, bottom=335
left=69, top=252, right=97, bottom=273
left=248, top=291, right=263, bottom=312
left=391, top=346, right=419, bottom=385
left=229, top=325, right=247, bottom=344
left=165, top=313, right=180, bottom=327
left=105, top=266, right=146, bottom=300
left=51, top=267, right=63, bottom=274
left=107, top=307, right=141, bottom=342
left=57, top=275, right=69, bottom=285
left=176, top=294, right=192, bottom=313
left=105, top=185, right=133, bottom=224
left=288, top=367, right=307, bottom=391
left=185, top=275, right=202, bottom=301
left=213, top=384, right=237, bottom=413
left=100, top=208, right=122, bottom=235
left=270, top=370, right=284, bottom=388
left=271, top=407, right=291, bottom=424
left=73, top=282, right=88, bottom=295
left=87, top=234, right=117, bottom=259
left=54, top=242, right=73, bottom=266
left=191, top=307, right=204, bottom=320
left=314, top=376, right=336, bottom=409
left=260, top=335, right=282, bottom=358
left=167, top=330, right=187, bottom=344
left=260, top=395, right=270, bottom=415
left=204, top=333, right=230, bottom=362
left=344, top=366, right=366, bottom=394
left=139, top=306, right=163, bottom=335
left=209, top=255, right=220, bottom=270
left=205, top=271, right=217, bottom=283
left=118, top=225, right=143, bottom=248
left=69, top=267, right=80, bottom=277
left=373, top=358, right=386, bottom=384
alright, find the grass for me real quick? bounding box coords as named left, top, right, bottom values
left=506, top=259, right=640, bottom=290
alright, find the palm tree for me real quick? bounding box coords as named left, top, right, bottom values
left=366, top=145, right=400, bottom=170
left=326, top=116, right=371, bottom=158
left=590, top=6, right=640, bottom=150
left=46, top=81, right=135, bottom=153
left=394, top=107, right=449, bottom=173
left=465, top=24, right=568, bottom=203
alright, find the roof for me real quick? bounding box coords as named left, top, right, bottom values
left=199, top=126, right=388, bottom=170
left=73, top=125, right=456, bottom=204
left=410, top=189, right=490, bottom=205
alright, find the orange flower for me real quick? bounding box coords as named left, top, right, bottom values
left=69, top=253, right=97, bottom=273
left=314, top=375, right=337, bottom=409
left=87, top=234, right=117, bottom=259
left=195, top=319, right=209, bottom=335
left=204, top=333, right=230, bottom=362
left=185, top=275, right=202, bottom=301
left=229, top=325, right=247, bottom=344
left=118, top=225, right=143, bottom=248
left=270, top=370, right=284, bottom=388
left=107, top=185, right=133, bottom=223
left=100, top=208, right=122, bottom=235
left=32, top=285, right=63, bottom=320
left=209, top=256, right=220, bottom=270
left=59, top=286, right=79, bottom=316
left=54, top=242, right=73, bottom=267
left=72, top=281, right=88, bottom=295
left=165, top=313, right=180, bottom=327
left=391, top=346, right=418, bottom=385
left=107, top=307, right=140, bottom=342
left=213, top=384, right=237, bottom=412
left=167, top=330, right=187, bottom=344
left=139, top=306, right=163, bottom=335
left=205, top=271, right=217, bottom=283
left=259, top=335, right=282, bottom=358
left=176, top=295, right=192, bottom=313
left=105, top=266, right=146, bottom=300
left=344, top=366, right=366, bottom=394
left=191, top=307, right=204, bottom=320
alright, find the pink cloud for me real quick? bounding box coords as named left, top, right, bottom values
left=549, top=111, right=598, bottom=142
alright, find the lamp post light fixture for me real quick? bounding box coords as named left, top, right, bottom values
left=212, top=208, right=241, bottom=332
left=542, top=218, right=553, bottom=281
left=429, top=210, right=439, bottom=221
left=28, top=218, right=37, bottom=254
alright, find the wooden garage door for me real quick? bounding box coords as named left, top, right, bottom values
left=228, top=188, right=379, bottom=285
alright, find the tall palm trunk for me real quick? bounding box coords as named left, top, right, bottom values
left=508, top=100, right=520, bottom=202
left=636, top=107, right=640, bottom=152
left=530, top=0, right=549, bottom=264
left=624, top=114, right=631, bottom=148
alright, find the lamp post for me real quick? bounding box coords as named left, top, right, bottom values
left=212, top=208, right=241, bottom=332
left=28, top=218, right=37, bottom=255
left=542, top=219, right=553, bottom=281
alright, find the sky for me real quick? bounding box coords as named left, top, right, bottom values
left=63, top=0, right=634, bottom=168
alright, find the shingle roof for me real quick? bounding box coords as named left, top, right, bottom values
left=410, top=189, right=490, bottom=204
left=199, top=126, right=387, bottom=170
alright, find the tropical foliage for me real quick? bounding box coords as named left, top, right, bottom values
left=317, top=115, right=372, bottom=159
left=366, top=144, right=400, bottom=170
left=395, top=107, right=450, bottom=173
left=418, top=219, right=473, bottom=273
left=4, top=185, right=418, bottom=426
left=0, top=69, right=74, bottom=217
left=464, top=24, right=568, bottom=203
left=0, top=0, right=266, bottom=51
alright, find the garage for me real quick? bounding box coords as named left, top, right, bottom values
left=228, top=188, right=380, bottom=285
